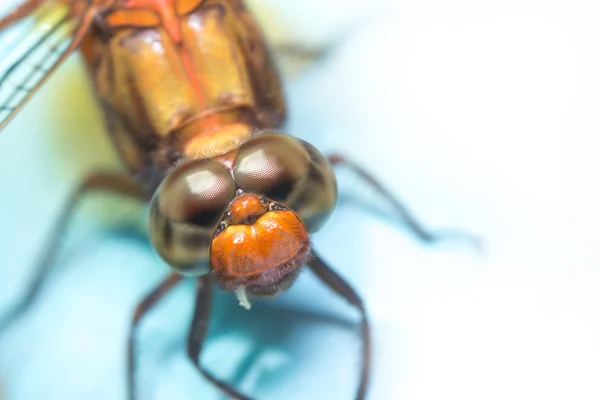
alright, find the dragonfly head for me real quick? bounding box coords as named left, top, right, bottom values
left=149, top=133, right=337, bottom=299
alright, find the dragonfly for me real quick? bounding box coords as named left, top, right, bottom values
left=0, top=1, right=480, bottom=399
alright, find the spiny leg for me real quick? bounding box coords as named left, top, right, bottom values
left=128, top=272, right=184, bottom=400
left=0, top=172, right=148, bottom=337
left=187, top=274, right=254, bottom=400
left=272, top=12, right=372, bottom=66
left=328, top=154, right=482, bottom=249
left=275, top=43, right=326, bottom=62
left=307, top=250, right=371, bottom=400
left=273, top=43, right=327, bottom=77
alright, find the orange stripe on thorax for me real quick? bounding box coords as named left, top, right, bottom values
left=124, top=0, right=206, bottom=108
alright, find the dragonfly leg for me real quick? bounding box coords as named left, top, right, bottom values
left=307, top=251, right=370, bottom=400
left=327, top=153, right=483, bottom=249
left=127, top=272, right=184, bottom=400
left=0, top=172, right=148, bottom=337
left=272, top=43, right=328, bottom=76
left=187, top=275, right=254, bottom=400
left=275, top=43, right=326, bottom=62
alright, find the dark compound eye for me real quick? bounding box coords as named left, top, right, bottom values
left=233, top=134, right=310, bottom=201
left=158, top=159, right=236, bottom=227
left=286, top=141, right=338, bottom=232
left=149, top=159, right=236, bottom=276
left=232, top=133, right=338, bottom=233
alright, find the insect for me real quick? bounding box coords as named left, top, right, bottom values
left=0, top=1, right=480, bottom=399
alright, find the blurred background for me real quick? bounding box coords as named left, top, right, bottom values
left=0, top=0, right=600, bottom=399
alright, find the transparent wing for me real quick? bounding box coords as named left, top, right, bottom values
left=0, top=2, right=80, bottom=131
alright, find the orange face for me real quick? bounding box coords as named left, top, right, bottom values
left=210, top=193, right=311, bottom=296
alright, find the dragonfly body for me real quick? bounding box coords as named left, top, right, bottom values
left=79, top=0, right=286, bottom=192
left=43, top=0, right=340, bottom=290
left=0, top=2, right=352, bottom=398
left=0, top=0, right=478, bottom=399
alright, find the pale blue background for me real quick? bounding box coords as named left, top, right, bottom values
left=1, top=0, right=600, bottom=399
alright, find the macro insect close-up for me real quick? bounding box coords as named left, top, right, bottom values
left=1, top=1, right=600, bottom=400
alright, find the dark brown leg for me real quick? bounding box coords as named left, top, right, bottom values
left=0, top=172, right=148, bottom=337
left=328, top=154, right=482, bottom=249
left=186, top=275, right=254, bottom=400
left=127, top=272, right=184, bottom=400
left=273, top=14, right=370, bottom=64
left=275, top=43, right=325, bottom=61
left=273, top=43, right=327, bottom=77
left=307, top=251, right=371, bottom=400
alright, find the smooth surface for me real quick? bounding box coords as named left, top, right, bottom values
left=0, top=0, right=600, bottom=399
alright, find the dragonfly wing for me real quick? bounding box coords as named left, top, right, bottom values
left=0, top=2, right=93, bottom=132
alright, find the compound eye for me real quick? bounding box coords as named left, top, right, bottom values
left=149, top=160, right=236, bottom=276
left=233, top=134, right=310, bottom=201
left=158, top=159, right=236, bottom=227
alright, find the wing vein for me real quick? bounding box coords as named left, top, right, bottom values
left=0, top=4, right=88, bottom=130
